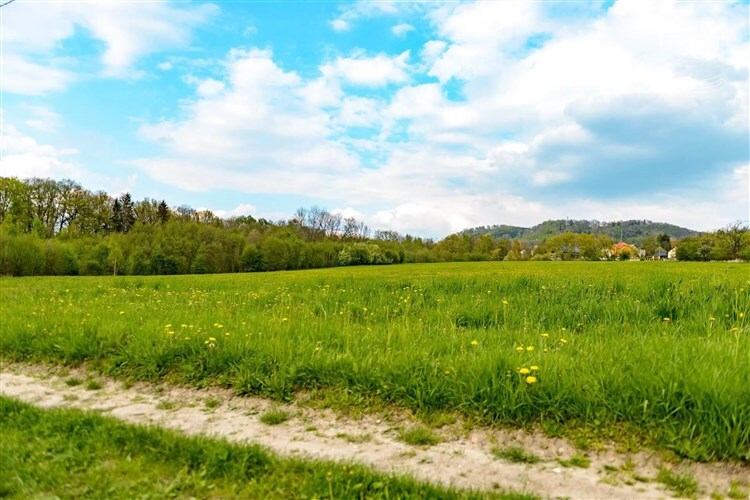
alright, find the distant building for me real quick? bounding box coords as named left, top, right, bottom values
left=654, top=249, right=668, bottom=260
left=668, top=247, right=678, bottom=260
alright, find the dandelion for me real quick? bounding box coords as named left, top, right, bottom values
left=165, top=324, right=172, bottom=328
left=471, top=339, right=479, bottom=346
left=525, top=376, right=537, bottom=385
left=740, top=312, right=745, bottom=318
left=541, top=333, right=549, bottom=338
left=119, top=311, right=125, bottom=315
left=502, top=300, right=509, bottom=305
left=530, top=365, right=539, bottom=371
left=709, top=317, right=716, bottom=322
left=281, top=317, right=288, bottom=322
left=519, top=368, right=531, bottom=375
left=560, top=338, right=567, bottom=344
left=526, top=346, right=534, bottom=351
left=663, top=317, right=671, bottom=322
left=444, top=369, right=451, bottom=375
left=516, top=346, right=524, bottom=351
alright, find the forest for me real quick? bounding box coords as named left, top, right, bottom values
left=0, top=177, right=747, bottom=277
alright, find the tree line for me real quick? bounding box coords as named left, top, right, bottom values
left=0, top=177, right=747, bottom=276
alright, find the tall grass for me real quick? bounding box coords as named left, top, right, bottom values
left=1, top=262, right=748, bottom=460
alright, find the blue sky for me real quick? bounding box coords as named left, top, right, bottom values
left=1, top=0, right=748, bottom=238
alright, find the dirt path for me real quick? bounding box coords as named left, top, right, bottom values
left=1, top=363, right=747, bottom=499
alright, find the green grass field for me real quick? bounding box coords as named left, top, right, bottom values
left=1, top=262, right=748, bottom=461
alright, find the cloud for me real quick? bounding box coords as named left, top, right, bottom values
left=321, top=51, right=411, bottom=87
left=330, top=2, right=413, bottom=32
left=0, top=120, right=80, bottom=179
left=134, top=48, right=359, bottom=193
left=391, top=23, right=414, bottom=37
left=22, top=105, right=63, bottom=133
left=1, top=55, right=75, bottom=96
left=330, top=19, right=350, bottom=32
left=1, top=0, right=217, bottom=93
left=210, top=203, right=257, bottom=219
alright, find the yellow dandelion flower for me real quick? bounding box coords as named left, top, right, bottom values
left=663, top=317, right=671, bottom=322
left=525, top=376, right=537, bottom=385
left=502, top=300, right=509, bottom=305
left=516, top=346, right=524, bottom=351
left=709, top=317, right=716, bottom=322
left=740, top=312, right=745, bottom=318
left=530, top=365, right=539, bottom=371
left=119, top=311, right=125, bottom=315
left=209, top=337, right=216, bottom=342
left=444, top=369, right=451, bottom=375
left=730, top=327, right=740, bottom=332
left=541, top=333, right=549, bottom=338
left=471, top=339, right=479, bottom=346
left=560, top=338, right=567, bottom=344
left=519, top=368, right=531, bottom=375
left=526, top=346, right=534, bottom=351
left=543, top=348, right=548, bottom=353
left=165, top=324, right=172, bottom=328
left=281, top=317, right=288, bottom=322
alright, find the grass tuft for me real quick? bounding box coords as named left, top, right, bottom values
left=260, top=408, right=290, bottom=426
left=491, top=446, right=541, bottom=464
left=399, top=426, right=441, bottom=447
left=656, top=467, right=699, bottom=497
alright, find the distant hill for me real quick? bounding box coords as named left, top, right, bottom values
left=458, top=219, right=700, bottom=245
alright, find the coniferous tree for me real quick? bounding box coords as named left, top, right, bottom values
left=157, top=200, right=170, bottom=224
left=120, top=193, right=136, bottom=233
left=110, top=198, right=124, bottom=233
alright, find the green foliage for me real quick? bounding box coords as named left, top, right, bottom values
left=1, top=397, right=508, bottom=499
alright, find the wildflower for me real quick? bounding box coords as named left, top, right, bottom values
left=526, top=346, right=534, bottom=351
left=519, top=368, right=531, bottom=375
left=525, top=376, right=538, bottom=385
left=471, top=339, right=479, bottom=346
left=740, top=312, right=745, bottom=318
left=730, top=327, right=740, bottom=332
left=541, top=333, right=549, bottom=338
left=709, top=317, right=716, bottom=322
left=165, top=324, right=172, bottom=328
left=119, top=311, right=125, bottom=315
left=530, top=365, right=539, bottom=371
left=502, top=300, right=509, bottom=305
left=444, top=369, right=451, bottom=375
left=560, top=338, right=567, bottom=344
left=516, top=346, right=524, bottom=351
left=209, top=337, right=216, bottom=342
left=281, top=317, right=288, bottom=322
left=663, top=317, right=671, bottom=322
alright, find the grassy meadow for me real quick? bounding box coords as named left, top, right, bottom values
left=1, top=262, right=748, bottom=461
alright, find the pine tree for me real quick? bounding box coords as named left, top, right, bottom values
left=110, top=198, right=124, bottom=233
left=120, top=193, right=136, bottom=233
left=157, top=200, right=170, bottom=224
